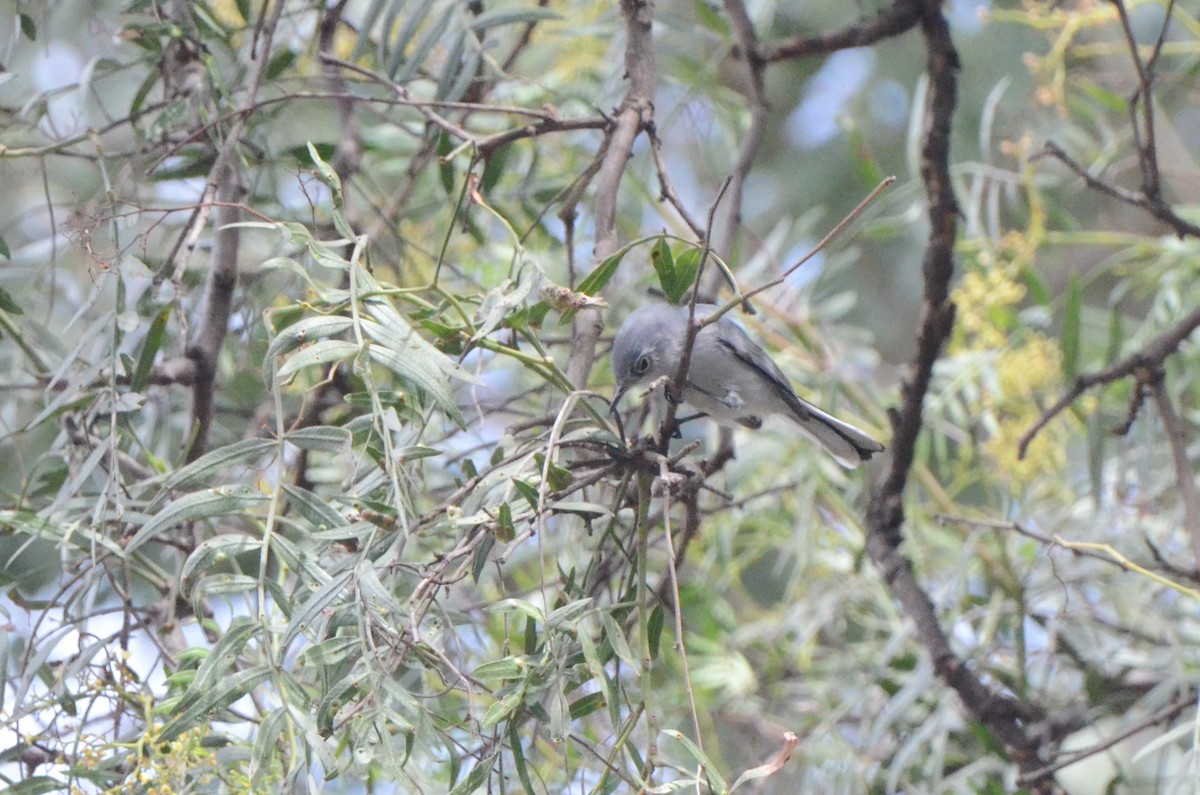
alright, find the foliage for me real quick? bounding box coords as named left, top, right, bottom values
left=1, top=1, right=1200, bottom=794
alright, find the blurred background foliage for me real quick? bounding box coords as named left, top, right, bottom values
left=1, top=0, right=1199, bottom=793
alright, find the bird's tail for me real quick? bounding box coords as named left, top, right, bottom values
left=786, top=396, right=884, bottom=468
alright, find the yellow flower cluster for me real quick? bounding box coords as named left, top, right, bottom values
left=952, top=264, right=1027, bottom=350
left=984, top=333, right=1067, bottom=485
left=951, top=255, right=1068, bottom=490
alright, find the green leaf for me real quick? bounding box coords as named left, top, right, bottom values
left=1104, top=308, right=1123, bottom=366
left=128, top=69, right=159, bottom=118
left=481, top=689, right=524, bottom=729
left=265, top=48, right=295, bottom=81
left=693, top=0, right=730, bottom=35
left=397, top=3, right=457, bottom=83
left=177, top=535, right=261, bottom=586
left=481, top=143, right=510, bottom=194
left=1020, top=263, right=1051, bottom=306
left=282, top=570, right=354, bottom=648
left=662, top=729, right=729, bottom=794
left=265, top=314, right=354, bottom=362
left=448, top=754, right=495, bottom=795
left=8, top=775, right=62, bottom=795
left=159, top=666, right=272, bottom=743
left=435, top=30, right=469, bottom=102
left=188, top=573, right=257, bottom=600
left=647, top=603, right=664, bottom=660
left=0, top=234, right=10, bottom=259
left=601, top=612, right=637, bottom=667
left=275, top=339, right=360, bottom=381
left=469, top=8, right=561, bottom=32
left=282, top=484, right=347, bottom=529
left=650, top=237, right=676, bottom=301
left=169, top=618, right=259, bottom=713
left=162, top=438, right=277, bottom=493
left=307, top=142, right=354, bottom=240
left=534, top=452, right=573, bottom=492
left=132, top=305, right=171, bottom=391
left=472, top=657, right=527, bottom=681
left=125, top=485, right=269, bottom=554
left=437, top=132, right=456, bottom=196
left=19, top=13, right=36, bottom=40
left=507, top=720, right=537, bottom=795
left=546, top=597, right=592, bottom=629
left=1061, top=272, right=1082, bottom=381
left=575, top=249, right=626, bottom=298
left=383, top=0, right=434, bottom=77
left=251, top=708, right=288, bottom=788
left=496, top=501, right=516, bottom=542
left=284, top=425, right=351, bottom=452
left=351, top=0, right=389, bottom=61
left=487, top=597, right=545, bottom=623
left=301, top=636, right=360, bottom=667
left=0, top=285, right=21, bottom=314
left=847, top=124, right=884, bottom=186
left=356, top=559, right=406, bottom=621
left=367, top=343, right=464, bottom=425
left=512, top=479, right=540, bottom=510
left=671, top=248, right=702, bottom=304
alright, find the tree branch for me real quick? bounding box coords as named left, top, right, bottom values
left=182, top=0, right=285, bottom=461
left=1018, top=304, right=1200, bottom=458
left=1146, top=371, right=1200, bottom=568
left=714, top=0, right=770, bottom=262
left=863, top=1, right=1053, bottom=785
left=564, top=0, right=656, bottom=389
left=754, top=0, right=921, bottom=63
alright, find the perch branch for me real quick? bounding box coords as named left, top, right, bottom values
left=1017, top=304, right=1200, bottom=458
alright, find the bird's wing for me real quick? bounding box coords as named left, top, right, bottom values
left=711, top=318, right=811, bottom=419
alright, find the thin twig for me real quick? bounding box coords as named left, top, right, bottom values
left=1017, top=695, right=1195, bottom=786
left=698, top=175, right=894, bottom=330
left=659, top=178, right=732, bottom=446
left=715, top=0, right=770, bottom=263
left=1018, top=304, right=1200, bottom=458
left=755, top=0, right=922, bottom=63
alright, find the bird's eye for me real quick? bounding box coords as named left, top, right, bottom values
left=633, top=355, right=651, bottom=375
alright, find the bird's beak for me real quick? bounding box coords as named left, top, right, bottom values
left=609, top=383, right=628, bottom=416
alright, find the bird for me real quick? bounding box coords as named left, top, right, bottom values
left=609, top=303, right=885, bottom=468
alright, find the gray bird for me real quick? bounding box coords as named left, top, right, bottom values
left=610, top=304, right=885, bottom=468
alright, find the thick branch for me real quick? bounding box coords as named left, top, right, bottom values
left=863, top=0, right=1053, bottom=785
left=565, top=0, right=656, bottom=389
left=182, top=0, right=284, bottom=461
left=184, top=168, right=242, bottom=462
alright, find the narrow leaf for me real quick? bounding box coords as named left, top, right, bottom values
left=275, top=339, right=360, bottom=381
left=650, top=237, right=676, bottom=302
left=159, top=666, right=272, bottom=742
left=161, top=438, right=277, bottom=493
left=132, top=305, right=171, bottom=391
left=576, top=250, right=626, bottom=299
left=284, top=425, right=351, bottom=452
left=125, top=486, right=268, bottom=554
left=1061, top=272, right=1082, bottom=381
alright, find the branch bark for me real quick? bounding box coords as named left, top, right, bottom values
left=564, top=0, right=656, bottom=390
left=182, top=0, right=285, bottom=461
left=863, top=0, right=1054, bottom=786
left=754, top=1, right=921, bottom=63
